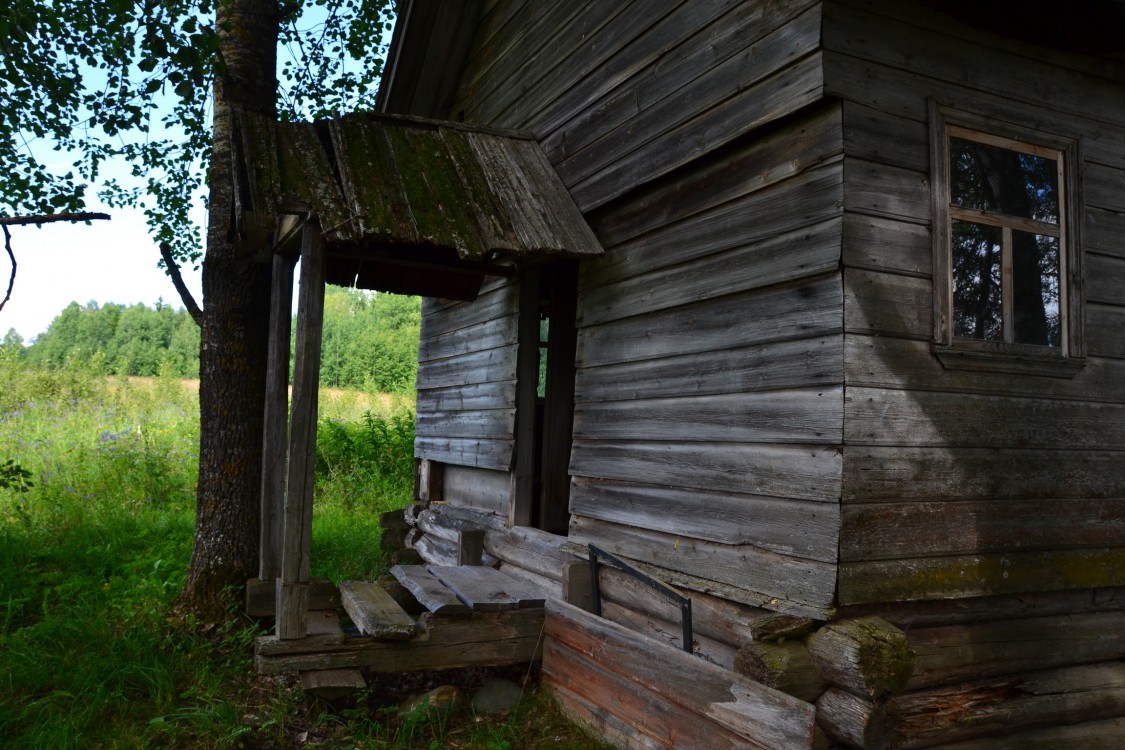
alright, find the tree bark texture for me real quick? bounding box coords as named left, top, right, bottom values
left=178, top=0, right=279, bottom=621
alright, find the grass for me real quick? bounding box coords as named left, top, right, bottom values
left=0, top=355, right=611, bottom=749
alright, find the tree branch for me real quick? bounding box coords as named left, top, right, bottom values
left=159, top=242, right=204, bottom=326
left=0, top=212, right=111, bottom=226
left=1, top=226, right=14, bottom=313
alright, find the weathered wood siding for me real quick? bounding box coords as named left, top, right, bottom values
left=414, top=276, right=520, bottom=472
left=825, top=0, right=1125, bottom=605
left=440, top=0, right=844, bottom=615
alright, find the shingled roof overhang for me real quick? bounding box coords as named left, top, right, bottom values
left=237, top=110, right=602, bottom=300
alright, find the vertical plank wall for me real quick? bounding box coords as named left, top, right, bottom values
left=445, top=0, right=845, bottom=616
left=822, top=0, right=1125, bottom=605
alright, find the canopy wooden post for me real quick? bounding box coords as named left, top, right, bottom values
left=277, top=222, right=326, bottom=639
left=509, top=266, right=541, bottom=528
left=260, top=250, right=298, bottom=581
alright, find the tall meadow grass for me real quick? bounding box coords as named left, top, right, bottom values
left=0, top=351, right=604, bottom=749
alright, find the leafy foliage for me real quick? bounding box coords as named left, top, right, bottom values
left=23, top=299, right=201, bottom=377
left=0, top=0, right=394, bottom=266
left=320, top=287, right=421, bottom=394
left=11, top=288, right=421, bottom=387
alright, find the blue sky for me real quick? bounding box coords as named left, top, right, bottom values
left=2, top=198, right=204, bottom=341
left=2, top=200, right=204, bottom=341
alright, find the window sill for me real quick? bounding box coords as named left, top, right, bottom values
left=932, top=343, right=1086, bottom=379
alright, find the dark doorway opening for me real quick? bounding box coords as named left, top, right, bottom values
left=532, top=260, right=579, bottom=534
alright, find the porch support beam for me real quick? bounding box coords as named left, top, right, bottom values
left=277, top=222, right=327, bottom=639
left=259, top=250, right=298, bottom=581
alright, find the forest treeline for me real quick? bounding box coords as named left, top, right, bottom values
left=1, top=287, right=421, bottom=393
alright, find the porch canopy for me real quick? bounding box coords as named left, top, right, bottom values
left=242, top=111, right=603, bottom=638
left=238, top=110, right=602, bottom=300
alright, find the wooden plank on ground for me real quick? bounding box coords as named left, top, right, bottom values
left=255, top=608, right=544, bottom=674
left=338, top=580, right=416, bottom=640
left=428, top=565, right=547, bottom=610
left=544, top=599, right=816, bottom=750
left=390, top=564, right=470, bottom=615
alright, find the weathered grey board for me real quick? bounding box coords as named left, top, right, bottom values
left=599, top=599, right=737, bottom=671
left=1087, top=252, right=1125, bottom=304
left=570, top=477, right=839, bottom=561
left=427, top=565, right=546, bottom=610
left=569, top=441, right=842, bottom=502
left=579, top=220, right=842, bottom=329
left=413, top=436, right=512, bottom=470
left=839, top=547, right=1125, bottom=604
left=1088, top=302, right=1125, bottom=359
left=482, top=524, right=575, bottom=582
left=844, top=386, right=1125, bottom=450
left=587, top=163, right=843, bottom=285
left=906, top=611, right=1125, bottom=689
left=338, top=580, right=416, bottom=640
left=843, top=267, right=932, bottom=340
left=414, top=409, right=515, bottom=440
left=548, top=682, right=668, bottom=750
left=554, top=6, right=821, bottom=188
left=841, top=100, right=930, bottom=173
left=840, top=499, right=1125, bottom=561
left=440, top=465, right=510, bottom=516
left=415, top=381, right=516, bottom=413
left=821, top=48, right=1125, bottom=168
left=479, top=0, right=652, bottom=126
left=421, top=281, right=516, bottom=333
left=389, top=565, right=470, bottom=615
left=595, top=566, right=767, bottom=654
left=414, top=348, right=517, bottom=391
left=842, top=445, right=1125, bottom=503
left=572, top=387, right=842, bottom=445
left=822, top=3, right=1125, bottom=127
left=505, top=0, right=723, bottom=132
left=544, top=599, right=816, bottom=750
left=1087, top=207, right=1125, bottom=258
left=413, top=533, right=499, bottom=570
left=256, top=608, right=544, bottom=675
left=842, top=212, right=931, bottom=276
left=569, top=516, right=836, bottom=611
left=417, top=316, right=516, bottom=362
left=575, top=335, right=843, bottom=403
left=843, top=335, right=1125, bottom=403
left=498, top=562, right=563, bottom=598
left=576, top=274, right=844, bottom=369
left=564, top=25, right=825, bottom=211
left=459, top=2, right=626, bottom=125
left=577, top=103, right=842, bottom=256
left=533, top=0, right=819, bottom=156
left=843, top=157, right=930, bottom=224
left=923, top=717, right=1125, bottom=750
left=874, top=662, right=1125, bottom=749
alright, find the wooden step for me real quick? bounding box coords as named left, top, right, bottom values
left=338, top=580, right=416, bottom=640
left=391, top=564, right=470, bottom=615
left=428, top=565, right=548, bottom=611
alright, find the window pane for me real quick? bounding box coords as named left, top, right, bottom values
left=950, top=137, right=1059, bottom=224
left=952, top=220, right=1002, bottom=342
left=1012, top=231, right=1061, bottom=348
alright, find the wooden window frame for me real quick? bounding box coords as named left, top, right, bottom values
left=930, top=102, right=1086, bottom=377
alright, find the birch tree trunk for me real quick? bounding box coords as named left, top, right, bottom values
left=177, top=0, right=278, bottom=621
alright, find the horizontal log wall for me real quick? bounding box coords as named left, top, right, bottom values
left=824, top=0, right=1125, bottom=605
left=415, top=277, right=519, bottom=474
left=446, top=0, right=845, bottom=616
